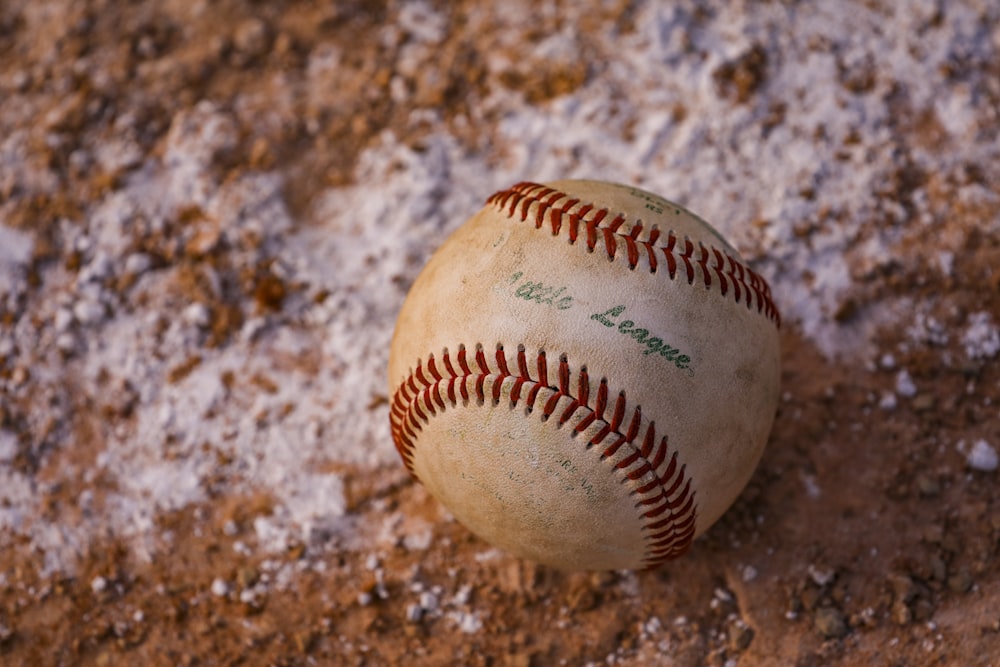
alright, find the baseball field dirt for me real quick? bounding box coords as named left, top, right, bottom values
left=1, top=1, right=998, bottom=665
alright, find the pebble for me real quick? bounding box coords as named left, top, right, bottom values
left=237, top=567, right=259, bottom=588
left=914, top=473, right=940, bottom=497
left=887, top=573, right=918, bottom=603
left=56, top=332, right=77, bottom=353
left=966, top=439, right=998, bottom=472
left=79, top=253, right=113, bottom=283
left=10, top=366, right=29, bottom=387
left=808, top=564, right=835, bottom=587
left=183, top=302, right=211, bottom=328
left=239, top=589, right=258, bottom=605
left=891, top=600, right=912, bottom=625
left=124, top=252, right=153, bottom=276
left=928, top=555, right=947, bottom=582
left=405, top=603, right=423, bottom=623
left=402, top=525, right=433, bottom=551
left=947, top=569, right=973, bottom=594
left=418, top=591, right=439, bottom=612
left=73, top=299, right=106, bottom=325
left=895, top=370, right=917, bottom=398
left=8, top=69, right=30, bottom=91
left=727, top=619, right=754, bottom=650
left=455, top=611, right=482, bottom=634
left=210, top=578, right=230, bottom=597
left=453, top=583, right=472, bottom=606
left=233, top=18, right=271, bottom=63
left=911, top=393, right=935, bottom=412
left=813, top=607, right=848, bottom=638
left=54, top=308, right=75, bottom=332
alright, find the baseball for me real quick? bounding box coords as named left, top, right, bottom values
left=389, top=180, right=781, bottom=570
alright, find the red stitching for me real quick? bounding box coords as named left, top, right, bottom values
left=391, top=346, right=697, bottom=568
left=488, top=182, right=781, bottom=327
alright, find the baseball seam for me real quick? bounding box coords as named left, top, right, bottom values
left=487, top=182, right=781, bottom=327
left=390, top=343, right=697, bottom=568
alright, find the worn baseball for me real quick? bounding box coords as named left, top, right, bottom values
left=389, top=180, right=781, bottom=570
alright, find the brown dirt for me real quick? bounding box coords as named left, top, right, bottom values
left=1, top=1, right=999, bottom=666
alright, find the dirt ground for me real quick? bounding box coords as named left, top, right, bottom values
left=2, top=1, right=1000, bottom=666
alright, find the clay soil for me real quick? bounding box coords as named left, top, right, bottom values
left=2, top=1, right=999, bottom=666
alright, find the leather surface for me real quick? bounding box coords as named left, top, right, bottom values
left=389, top=180, right=781, bottom=570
